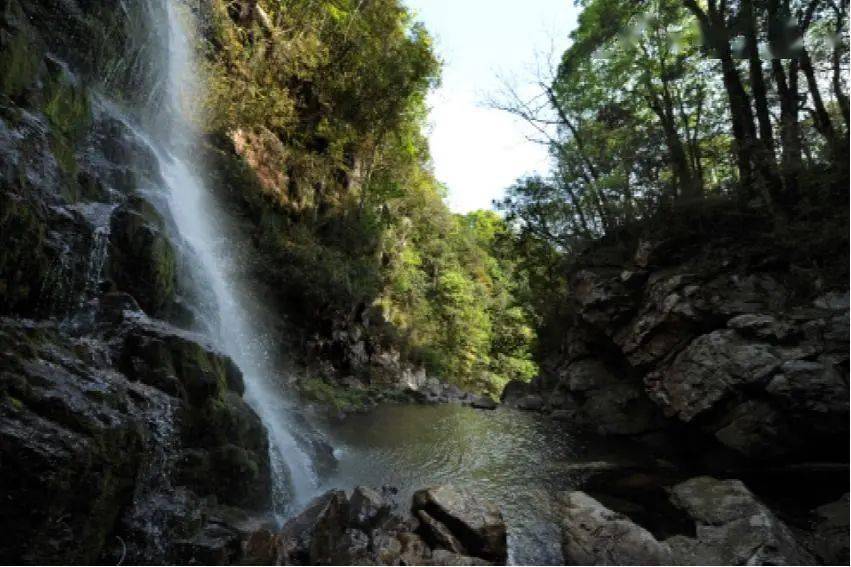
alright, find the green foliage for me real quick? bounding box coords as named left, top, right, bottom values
left=202, top=0, right=536, bottom=393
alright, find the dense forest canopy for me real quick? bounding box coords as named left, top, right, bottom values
left=190, top=0, right=847, bottom=396
left=199, top=0, right=538, bottom=395
left=496, top=0, right=848, bottom=327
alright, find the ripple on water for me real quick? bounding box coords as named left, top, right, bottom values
left=315, top=403, right=648, bottom=565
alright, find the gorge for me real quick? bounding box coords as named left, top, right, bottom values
left=0, top=0, right=848, bottom=565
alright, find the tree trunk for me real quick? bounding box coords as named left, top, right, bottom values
left=772, top=58, right=803, bottom=202
left=800, top=48, right=843, bottom=161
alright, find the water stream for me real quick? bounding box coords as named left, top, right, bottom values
left=125, top=0, right=318, bottom=515
left=128, top=3, right=652, bottom=564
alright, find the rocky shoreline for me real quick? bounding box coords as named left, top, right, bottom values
left=229, top=476, right=847, bottom=565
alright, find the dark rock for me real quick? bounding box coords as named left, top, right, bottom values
left=557, top=491, right=673, bottom=565
left=664, top=477, right=815, bottom=565
left=469, top=395, right=497, bottom=410
left=108, top=196, right=177, bottom=317
left=348, top=485, right=389, bottom=530
left=412, top=485, right=507, bottom=563
left=416, top=508, right=468, bottom=555
left=500, top=379, right=529, bottom=405
left=810, top=493, right=849, bottom=565
left=516, top=394, right=544, bottom=411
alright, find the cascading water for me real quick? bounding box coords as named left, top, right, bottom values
left=120, top=0, right=318, bottom=515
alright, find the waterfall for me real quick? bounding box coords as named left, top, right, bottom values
left=128, top=0, right=318, bottom=515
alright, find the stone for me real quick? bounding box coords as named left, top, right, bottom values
left=516, top=394, right=544, bottom=411
left=500, top=379, right=529, bottom=405
left=416, top=509, right=467, bottom=555
left=664, top=477, right=814, bottom=565
left=412, top=485, right=507, bottom=563
left=810, top=493, right=849, bottom=565
left=469, top=395, right=497, bottom=410
left=557, top=491, right=672, bottom=565
left=347, top=485, right=389, bottom=529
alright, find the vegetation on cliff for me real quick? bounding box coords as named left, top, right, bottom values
left=495, top=0, right=848, bottom=343
left=196, top=0, right=537, bottom=394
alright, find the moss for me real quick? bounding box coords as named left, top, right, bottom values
left=41, top=58, right=91, bottom=138
left=298, top=377, right=376, bottom=413
left=5, top=395, right=23, bottom=410
left=0, top=1, right=44, bottom=97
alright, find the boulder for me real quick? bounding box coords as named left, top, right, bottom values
left=469, top=395, right=497, bottom=410
left=557, top=491, right=673, bottom=565
left=412, top=485, right=507, bottom=563
left=810, top=493, right=849, bottom=565
left=516, top=394, right=544, bottom=411
left=664, top=477, right=814, bottom=565
left=416, top=509, right=468, bottom=555
left=347, top=485, right=389, bottom=530
left=500, top=379, right=529, bottom=405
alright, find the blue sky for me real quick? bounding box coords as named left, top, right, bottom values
left=403, top=1, right=579, bottom=213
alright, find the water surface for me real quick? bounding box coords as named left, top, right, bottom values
left=316, top=404, right=651, bottom=565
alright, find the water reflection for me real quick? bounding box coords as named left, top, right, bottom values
left=317, top=404, right=645, bottom=565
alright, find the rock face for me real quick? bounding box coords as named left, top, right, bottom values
left=556, top=476, right=816, bottom=566
left=506, top=234, right=849, bottom=462
left=0, top=311, right=273, bottom=564
left=0, top=1, right=275, bottom=562
left=258, top=485, right=502, bottom=565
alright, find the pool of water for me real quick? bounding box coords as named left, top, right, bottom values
left=313, top=403, right=655, bottom=565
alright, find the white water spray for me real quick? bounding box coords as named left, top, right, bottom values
left=146, top=1, right=317, bottom=513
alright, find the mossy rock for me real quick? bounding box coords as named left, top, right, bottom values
left=0, top=191, right=52, bottom=315
left=0, top=0, right=44, bottom=98
left=120, top=319, right=244, bottom=406
left=108, top=196, right=177, bottom=316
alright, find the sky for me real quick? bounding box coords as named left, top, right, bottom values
left=403, top=0, right=579, bottom=213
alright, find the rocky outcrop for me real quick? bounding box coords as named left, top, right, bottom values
left=247, top=484, right=504, bottom=565
left=506, top=234, right=849, bottom=462
left=556, top=476, right=815, bottom=565
left=412, top=485, right=508, bottom=563
left=0, top=308, right=273, bottom=564
left=0, top=1, right=276, bottom=562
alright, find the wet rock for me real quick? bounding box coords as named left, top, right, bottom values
left=516, top=394, right=544, bottom=411
left=664, top=477, right=814, bottom=565
left=557, top=491, right=673, bottom=565
left=427, top=549, right=492, bottom=565
left=108, top=196, right=177, bottom=317
left=416, top=508, right=468, bottom=555
left=469, top=395, right=497, bottom=410
left=348, top=485, right=389, bottom=530
left=810, top=493, right=849, bottom=565
left=500, top=379, right=529, bottom=406
left=0, top=320, right=145, bottom=564
left=412, top=485, right=507, bottom=563
left=119, top=318, right=244, bottom=403
left=276, top=490, right=349, bottom=564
